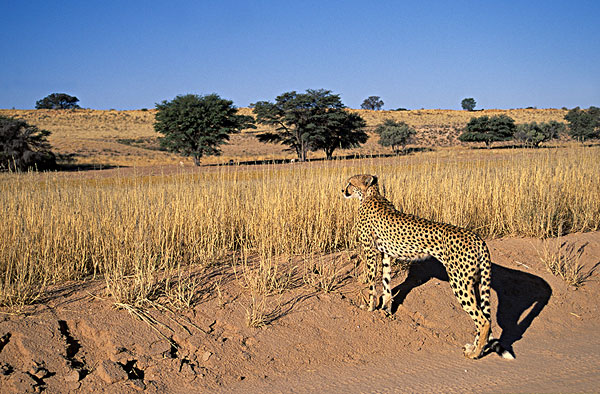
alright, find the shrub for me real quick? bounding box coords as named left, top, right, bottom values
left=0, top=116, right=56, bottom=171
left=564, top=106, right=600, bottom=142
left=514, top=121, right=565, bottom=147
left=374, top=119, right=416, bottom=154
left=458, top=114, right=516, bottom=147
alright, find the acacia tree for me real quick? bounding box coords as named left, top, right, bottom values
left=253, top=89, right=365, bottom=161
left=361, top=96, right=384, bottom=110
left=0, top=115, right=56, bottom=171
left=458, top=114, right=516, bottom=147
left=154, top=94, right=254, bottom=165
left=311, top=109, right=367, bottom=159
left=374, top=119, right=416, bottom=154
left=35, top=93, right=81, bottom=109
left=514, top=121, right=565, bottom=147
left=461, top=98, right=476, bottom=111
left=564, top=106, right=600, bottom=142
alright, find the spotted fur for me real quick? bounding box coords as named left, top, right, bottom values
left=343, top=174, right=511, bottom=359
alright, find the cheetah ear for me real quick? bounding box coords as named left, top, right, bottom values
left=366, top=175, right=378, bottom=187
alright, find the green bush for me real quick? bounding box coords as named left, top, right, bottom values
left=514, top=121, right=566, bottom=147
left=564, top=106, right=600, bottom=142
left=374, top=119, right=416, bottom=154
left=458, top=114, right=516, bottom=147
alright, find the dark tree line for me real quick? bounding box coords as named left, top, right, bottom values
left=458, top=106, right=599, bottom=147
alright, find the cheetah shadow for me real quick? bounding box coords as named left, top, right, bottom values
left=390, top=257, right=552, bottom=357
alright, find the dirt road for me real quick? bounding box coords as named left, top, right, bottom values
left=228, top=319, right=599, bottom=393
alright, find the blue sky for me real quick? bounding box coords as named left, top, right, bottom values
left=1, top=1, right=598, bottom=110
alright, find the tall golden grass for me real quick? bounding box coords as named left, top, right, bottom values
left=1, top=145, right=599, bottom=308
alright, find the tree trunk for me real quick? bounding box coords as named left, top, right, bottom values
left=193, top=155, right=202, bottom=166
left=300, top=148, right=307, bottom=162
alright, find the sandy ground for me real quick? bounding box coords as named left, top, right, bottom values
left=1, top=232, right=599, bottom=393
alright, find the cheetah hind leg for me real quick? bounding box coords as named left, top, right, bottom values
left=463, top=320, right=491, bottom=359
left=381, top=254, right=393, bottom=314
left=451, top=275, right=491, bottom=359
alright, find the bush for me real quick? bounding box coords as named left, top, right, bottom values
left=0, top=116, right=56, bottom=171
left=564, top=106, right=600, bottom=142
left=514, top=121, right=565, bottom=147
left=374, top=119, right=416, bottom=154
left=458, top=115, right=516, bottom=147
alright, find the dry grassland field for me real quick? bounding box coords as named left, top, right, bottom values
left=0, top=108, right=568, bottom=167
left=1, top=108, right=600, bottom=393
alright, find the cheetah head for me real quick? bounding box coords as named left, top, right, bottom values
left=342, top=174, right=378, bottom=201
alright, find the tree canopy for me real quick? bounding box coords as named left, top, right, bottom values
left=311, top=109, right=367, bottom=159
left=154, top=94, right=254, bottom=165
left=361, top=96, right=384, bottom=110
left=461, top=98, right=476, bottom=111
left=564, top=106, right=600, bottom=142
left=514, top=121, right=565, bottom=147
left=374, top=119, right=416, bottom=154
left=458, top=114, right=516, bottom=147
left=35, top=93, right=81, bottom=109
left=252, top=89, right=366, bottom=161
left=0, top=115, right=56, bottom=171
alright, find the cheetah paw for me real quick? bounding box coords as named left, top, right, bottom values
left=463, top=343, right=480, bottom=359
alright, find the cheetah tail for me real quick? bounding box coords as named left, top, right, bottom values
left=488, top=338, right=515, bottom=360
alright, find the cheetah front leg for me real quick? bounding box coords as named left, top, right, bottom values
left=366, top=247, right=379, bottom=312
left=360, top=240, right=380, bottom=311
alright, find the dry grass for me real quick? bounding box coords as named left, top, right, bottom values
left=0, top=108, right=568, bottom=167
left=1, top=145, right=599, bottom=309
left=538, top=239, right=598, bottom=288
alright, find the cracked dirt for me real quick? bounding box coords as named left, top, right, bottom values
left=1, top=232, right=600, bottom=393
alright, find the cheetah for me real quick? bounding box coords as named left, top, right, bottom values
left=342, top=174, right=512, bottom=359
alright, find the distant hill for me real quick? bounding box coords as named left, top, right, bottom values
left=0, top=108, right=567, bottom=167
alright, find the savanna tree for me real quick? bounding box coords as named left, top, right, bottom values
left=311, top=109, right=367, bottom=159
left=361, top=96, right=384, bottom=110
left=253, top=89, right=366, bottom=161
left=461, top=98, right=476, bottom=111
left=374, top=119, right=416, bottom=154
left=0, top=115, right=56, bottom=171
left=35, top=93, right=81, bottom=109
left=514, top=121, right=565, bottom=147
left=564, top=106, right=600, bottom=142
left=458, top=114, right=516, bottom=147
left=154, top=94, right=255, bottom=165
